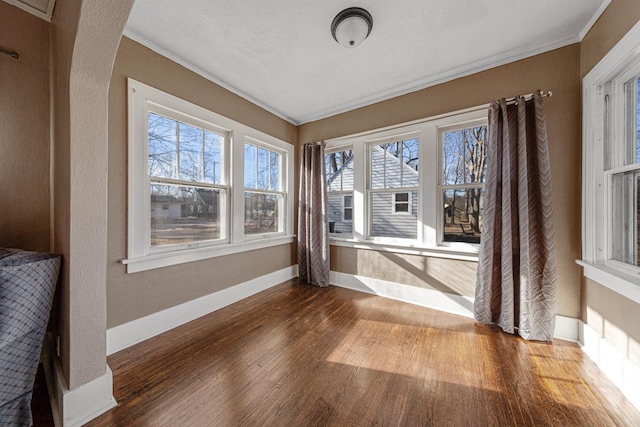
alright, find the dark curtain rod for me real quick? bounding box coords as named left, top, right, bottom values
left=1, top=48, right=19, bottom=59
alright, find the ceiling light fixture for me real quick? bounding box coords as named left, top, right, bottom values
left=331, top=7, right=373, bottom=49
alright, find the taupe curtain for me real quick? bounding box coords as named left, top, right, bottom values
left=474, top=92, right=557, bottom=341
left=298, top=142, right=330, bottom=287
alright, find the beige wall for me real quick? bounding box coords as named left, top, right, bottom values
left=107, top=37, right=298, bottom=328
left=581, top=0, right=640, bottom=77
left=579, top=0, right=640, bottom=363
left=0, top=3, right=50, bottom=252
left=301, top=44, right=582, bottom=318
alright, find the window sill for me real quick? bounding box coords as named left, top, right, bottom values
left=123, top=235, right=295, bottom=273
left=576, top=260, right=640, bottom=305
left=330, top=238, right=479, bottom=262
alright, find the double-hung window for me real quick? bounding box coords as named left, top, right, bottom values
left=244, top=140, right=285, bottom=236
left=582, top=21, right=640, bottom=302
left=125, top=78, right=294, bottom=273
left=325, top=108, right=487, bottom=257
left=439, top=122, right=487, bottom=244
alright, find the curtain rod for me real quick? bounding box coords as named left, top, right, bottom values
left=502, top=90, right=552, bottom=105
left=0, top=48, right=19, bottom=59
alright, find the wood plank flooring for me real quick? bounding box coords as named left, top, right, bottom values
left=86, top=280, right=640, bottom=426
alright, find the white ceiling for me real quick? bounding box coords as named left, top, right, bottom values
left=125, top=0, right=608, bottom=125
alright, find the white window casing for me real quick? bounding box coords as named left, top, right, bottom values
left=124, top=78, right=294, bottom=273
left=580, top=20, right=640, bottom=305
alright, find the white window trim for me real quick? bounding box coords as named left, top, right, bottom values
left=242, top=136, right=288, bottom=240
left=124, top=78, right=294, bottom=273
left=325, top=105, right=488, bottom=259
left=581, top=20, right=640, bottom=301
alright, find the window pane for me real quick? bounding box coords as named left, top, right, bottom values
left=442, top=126, right=487, bottom=185
left=257, top=147, right=269, bottom=190
left=204, top=130, right=222, bottom=184
left=270, top=151, right=280, bottom=191
left=150, top=184, right=222, bottom=247
left=611, top=171, right=640, bottom=265
left=443, top=188, right=483, bottom=243
left=244, top=192, right=279, bottom=234
left=344, top=208, right=353, bottom=221
left=370, top=140, right=419, bottom=190
left=244, top=143, right=257, bottom=189
left=395, top=192, right=409, bottom=202
left=148, top=112, right=177, bottom=179
left=370, top=191, right=417, bottom=239
left=179, top=122, right=203, bottom=182
left=328, top=192, right=353, bottom=234
left=395, top=203, right=409, bottom=213
left=626, top=76, right=640, bottom=165
left=326, top=150, right=354, bottom=191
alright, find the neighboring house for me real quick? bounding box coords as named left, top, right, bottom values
left=326, top=156, right=354, bottom=234
left=185, top=188, right=218, bottom=218
left=150, top=194, right=181, bottom=219
left=326, top=145, right=418, bottom=239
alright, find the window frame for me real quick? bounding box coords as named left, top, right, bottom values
left=580, top=20, right=640, bottom=304
left=242, top=137, right=287, bottom=239
left=325, top=106, right=488, bottom=260
left=437, top=119, right=487, bottom=248
left=124, top=78, right=294, bottom=273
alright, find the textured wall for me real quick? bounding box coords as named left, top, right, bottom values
left=300, top=44, right=582, bottom=318
left=0, top=3, right=50, bottom=252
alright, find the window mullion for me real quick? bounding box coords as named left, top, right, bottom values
left=232, top=130, right=246, bottom=243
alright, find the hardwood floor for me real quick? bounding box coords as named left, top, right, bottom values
left=84, top=280, right=640, bottom=426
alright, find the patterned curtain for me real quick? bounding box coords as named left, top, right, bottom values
left=474, top=92, right=557, bottom=341
left=298, top=142, right=330, bottom=287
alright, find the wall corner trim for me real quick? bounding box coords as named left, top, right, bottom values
left=107, top=265, right=298, bottom=355
left=330, top=271, right=579, bottom=341
left=43, top=349, right=116, bottom=427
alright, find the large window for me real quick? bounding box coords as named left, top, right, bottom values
left=325, top=108, right=487, bottom=255
left=244, top=141, right=285, bottom=236
left=126, top=79, right=294, bottom=273
left=582, top=22, right=640, bottom=301
left=440, top=123, right=487, bottom=244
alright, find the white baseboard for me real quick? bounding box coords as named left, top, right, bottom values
left=330, top=271, right=579, bottom=341
left=554, top=315, right=580, bottom=342
left=42, top=350, right=116, bottom=427
left=107, top=265, right=298, bottom=355
left=330, top=271, right=475, bottom=318
left=579, top=320, right=640, bottom=411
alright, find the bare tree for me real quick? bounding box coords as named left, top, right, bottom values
left=465, top=127, right=487, bottom=233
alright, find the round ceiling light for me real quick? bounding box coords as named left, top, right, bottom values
left=331, top=7, right=373, bottom=48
